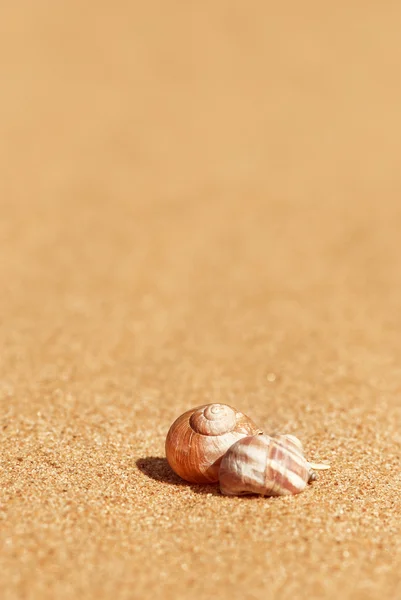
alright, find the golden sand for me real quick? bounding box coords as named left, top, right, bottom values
left=1, top=3, right=400, bottom=599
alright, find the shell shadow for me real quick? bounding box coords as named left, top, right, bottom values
left=135, top=456, right=221, bottom=496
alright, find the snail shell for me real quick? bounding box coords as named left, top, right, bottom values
left=219, top=434, right=314, bottom=496
left=165, top=403, right=263, bottom=483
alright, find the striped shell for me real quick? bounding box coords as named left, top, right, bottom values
left=165, top=403, right=262, bottom=484
left=219, top=434, right=313, bottom=496
left=274, top=433, right=304, bottom=456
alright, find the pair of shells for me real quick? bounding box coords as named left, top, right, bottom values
left=165, top=403, right=329, bottom=496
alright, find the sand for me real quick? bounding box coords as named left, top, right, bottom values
left=1, top=2, right=401, bottom=599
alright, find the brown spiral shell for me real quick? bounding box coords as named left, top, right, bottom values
left=219, top=434, right=313, bottom=496
left=165, top=403, right=263, bottom=483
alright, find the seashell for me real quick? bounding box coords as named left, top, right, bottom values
left=219, top=434, right=330, bottom=496
left=165, top=403, right=263, bottom=483
left=274, top=433, right=304, bottom=456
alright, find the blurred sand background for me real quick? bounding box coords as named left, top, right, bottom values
left=1, top=2, right=401, bottom=599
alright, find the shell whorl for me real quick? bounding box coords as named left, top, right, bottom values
left=189, top=404, right=237, bottom=436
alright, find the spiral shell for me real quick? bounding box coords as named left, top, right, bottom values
left=219, top=434, right=314, bottom=496
left=165, top=403, right=262, bottom=483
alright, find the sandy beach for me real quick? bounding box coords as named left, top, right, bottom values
left=1, top=2, right=401, bottom=598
